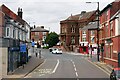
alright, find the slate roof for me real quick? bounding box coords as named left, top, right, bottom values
left=31, top=27, right=49, bottom=32
left=66, top=10, right=96, bottom=21
left=81, top=22, right=98, bottom=30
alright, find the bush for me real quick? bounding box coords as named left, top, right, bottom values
left=43, top=46, right=49, bottom=49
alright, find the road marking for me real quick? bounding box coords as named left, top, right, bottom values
left=71, top=60, right=79, bottom=77
left=75, top=72, right=78, bottom=77
left=85, top=58, right=110, bottom=76
left=74, top=67, right=77, bottom=71
left=52, top=59, right=59, bottom=73
left=24, top=59, right=46, bottom=78
left=39, top=74, right=45, bottom=76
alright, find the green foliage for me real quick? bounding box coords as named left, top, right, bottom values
left=45, top=32, right=59, bottom=47
left=43, top=46, right=49, bottom=49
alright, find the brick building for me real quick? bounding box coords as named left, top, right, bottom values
left=99, top=1, right=120, bottom=67
left=30, top=26, right=49, bottom=47
left=79, top=22, right=98, bottom=54
left=60, top=10, right=97, bottom=51
left=0, top=4, right=30, bottom=77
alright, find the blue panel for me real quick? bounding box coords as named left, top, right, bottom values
left=20, top=44, right=26, bottom=52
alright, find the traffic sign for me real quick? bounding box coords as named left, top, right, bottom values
left=20, top=44, right=26, bottom=52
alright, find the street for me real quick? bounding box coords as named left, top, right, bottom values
left=25, top=49, right=109, bottom=79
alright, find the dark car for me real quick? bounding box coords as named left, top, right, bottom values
left=110, top=68, right=120, bottom=80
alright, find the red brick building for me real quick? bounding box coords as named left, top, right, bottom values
left=30, top=26, right=49, bottom=47
left=79, top=22, right=98, bottom=54
left=99, top=1, right=120, bottom=67
left=60, top=11, right=97, bottom=51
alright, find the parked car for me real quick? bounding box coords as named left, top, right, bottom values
left=49, top=48, right=55, bottom=52
left=110, top=68, right=120, bottom=80
left=52, top=48, right=62, bottom=54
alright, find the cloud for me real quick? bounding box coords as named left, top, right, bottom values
left=2, top=0, right=114, bottom=34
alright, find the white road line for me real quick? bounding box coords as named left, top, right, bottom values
left=71, top=60, right=79, bottom=77
left=52, top=59, right=59, bottom=73
left=74, top=68, right=77, bottom=71
left=24, top=59, right=46, bottom=78
left=75, top=72, right=78, bottom=77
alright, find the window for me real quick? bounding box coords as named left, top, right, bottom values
left=43, top=32, right=46, bottom=35
left=61, top=27, right=64, bottom=33
left=64, top=28, right=67, bottom=33
left=110, top=21, right=113, bottom=30
left=91, top=31, right=95, bottom=36
left=35, top=32, right=39, bottom=35
left=106, top=11, right=109, bottom=21
left=110, top=22, right=113, bottom=37
left=18, top=30, right=20, bottom=39
left=91, top=37, right=95, bottom=43
left=82, top=37, right=86, bottom=42
left=82, top=31, right=86, bottom=35
left=6, top=27, right=10, bottom=37
left=71, top=25, right=75, bottom=33
left=13, top=29, right=16, bottom=38
left=110, top=45, right=113, bottom=58
left=71, top=36, right=75, bottom=44
left=105, top=24, right=108, bottom=37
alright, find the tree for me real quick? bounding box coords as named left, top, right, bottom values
left=45, top=32, right=59, bottom=47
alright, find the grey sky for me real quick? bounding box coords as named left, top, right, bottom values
left=1, top=0, right=114, bottom=34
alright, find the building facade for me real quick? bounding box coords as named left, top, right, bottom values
left=30, top=26, right=49, bottom=47
left=99, top=1, right=120, bottom=67
left=60, top=11, right=97, bottom=51
left=0, top=4, right=30, bottom=77
left=79, top=22, right=98, bottom=54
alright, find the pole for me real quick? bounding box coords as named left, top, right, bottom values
left=97, top=2, right=100, bottom=61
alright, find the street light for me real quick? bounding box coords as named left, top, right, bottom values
left=86, top=2, right=100, bottom=61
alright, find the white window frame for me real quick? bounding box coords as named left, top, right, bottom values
left=16, top=28, right=18, bottom=39
left=6, top=27, right=10, bottom=38
left=13, top=28, right=16, bottom=39
left=18, top=30, right=20, bottom=39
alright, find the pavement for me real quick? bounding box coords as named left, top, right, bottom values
left=2, top=49, right=44, bottom=79
left=65, top=51, right=113, bottom=75
left=87, top=54, right=113, bottom=74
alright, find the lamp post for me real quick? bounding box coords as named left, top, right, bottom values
left=86, top=2, right=100, bottom=61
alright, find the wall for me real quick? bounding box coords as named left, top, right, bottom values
left=1, top=47, right=8, bottom=78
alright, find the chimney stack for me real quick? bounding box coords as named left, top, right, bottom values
left=81, top=11, right=86, bottom=14
left=17, top=8, right=23, bottom=19
left=41, top=26, right=44, bottom=28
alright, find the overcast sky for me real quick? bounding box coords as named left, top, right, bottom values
left=1, top=0, right=115, bottom=34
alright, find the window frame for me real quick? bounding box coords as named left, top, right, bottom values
left=6, top=27, right=10, bottom=38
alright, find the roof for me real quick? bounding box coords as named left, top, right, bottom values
left=61, top=10, right=96, bottom=22
left=31, top=27, right=49, bottom=32
left=1, top=4, right=29, bottom=26
left=100, top=3, right=112, bottom=15
left=81, top=22, right=98, bottom=30
left=110, top=9, right=120, bottom=21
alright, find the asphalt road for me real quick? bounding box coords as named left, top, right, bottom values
left=25, top=49, right=109, bottom=79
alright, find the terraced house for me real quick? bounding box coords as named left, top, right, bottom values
left=0, top=4, right=30, bottom=77
left=99, top=1, right=120, bottom=67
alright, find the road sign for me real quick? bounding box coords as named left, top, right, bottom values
left=20, top=44, right=26, bottom=52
